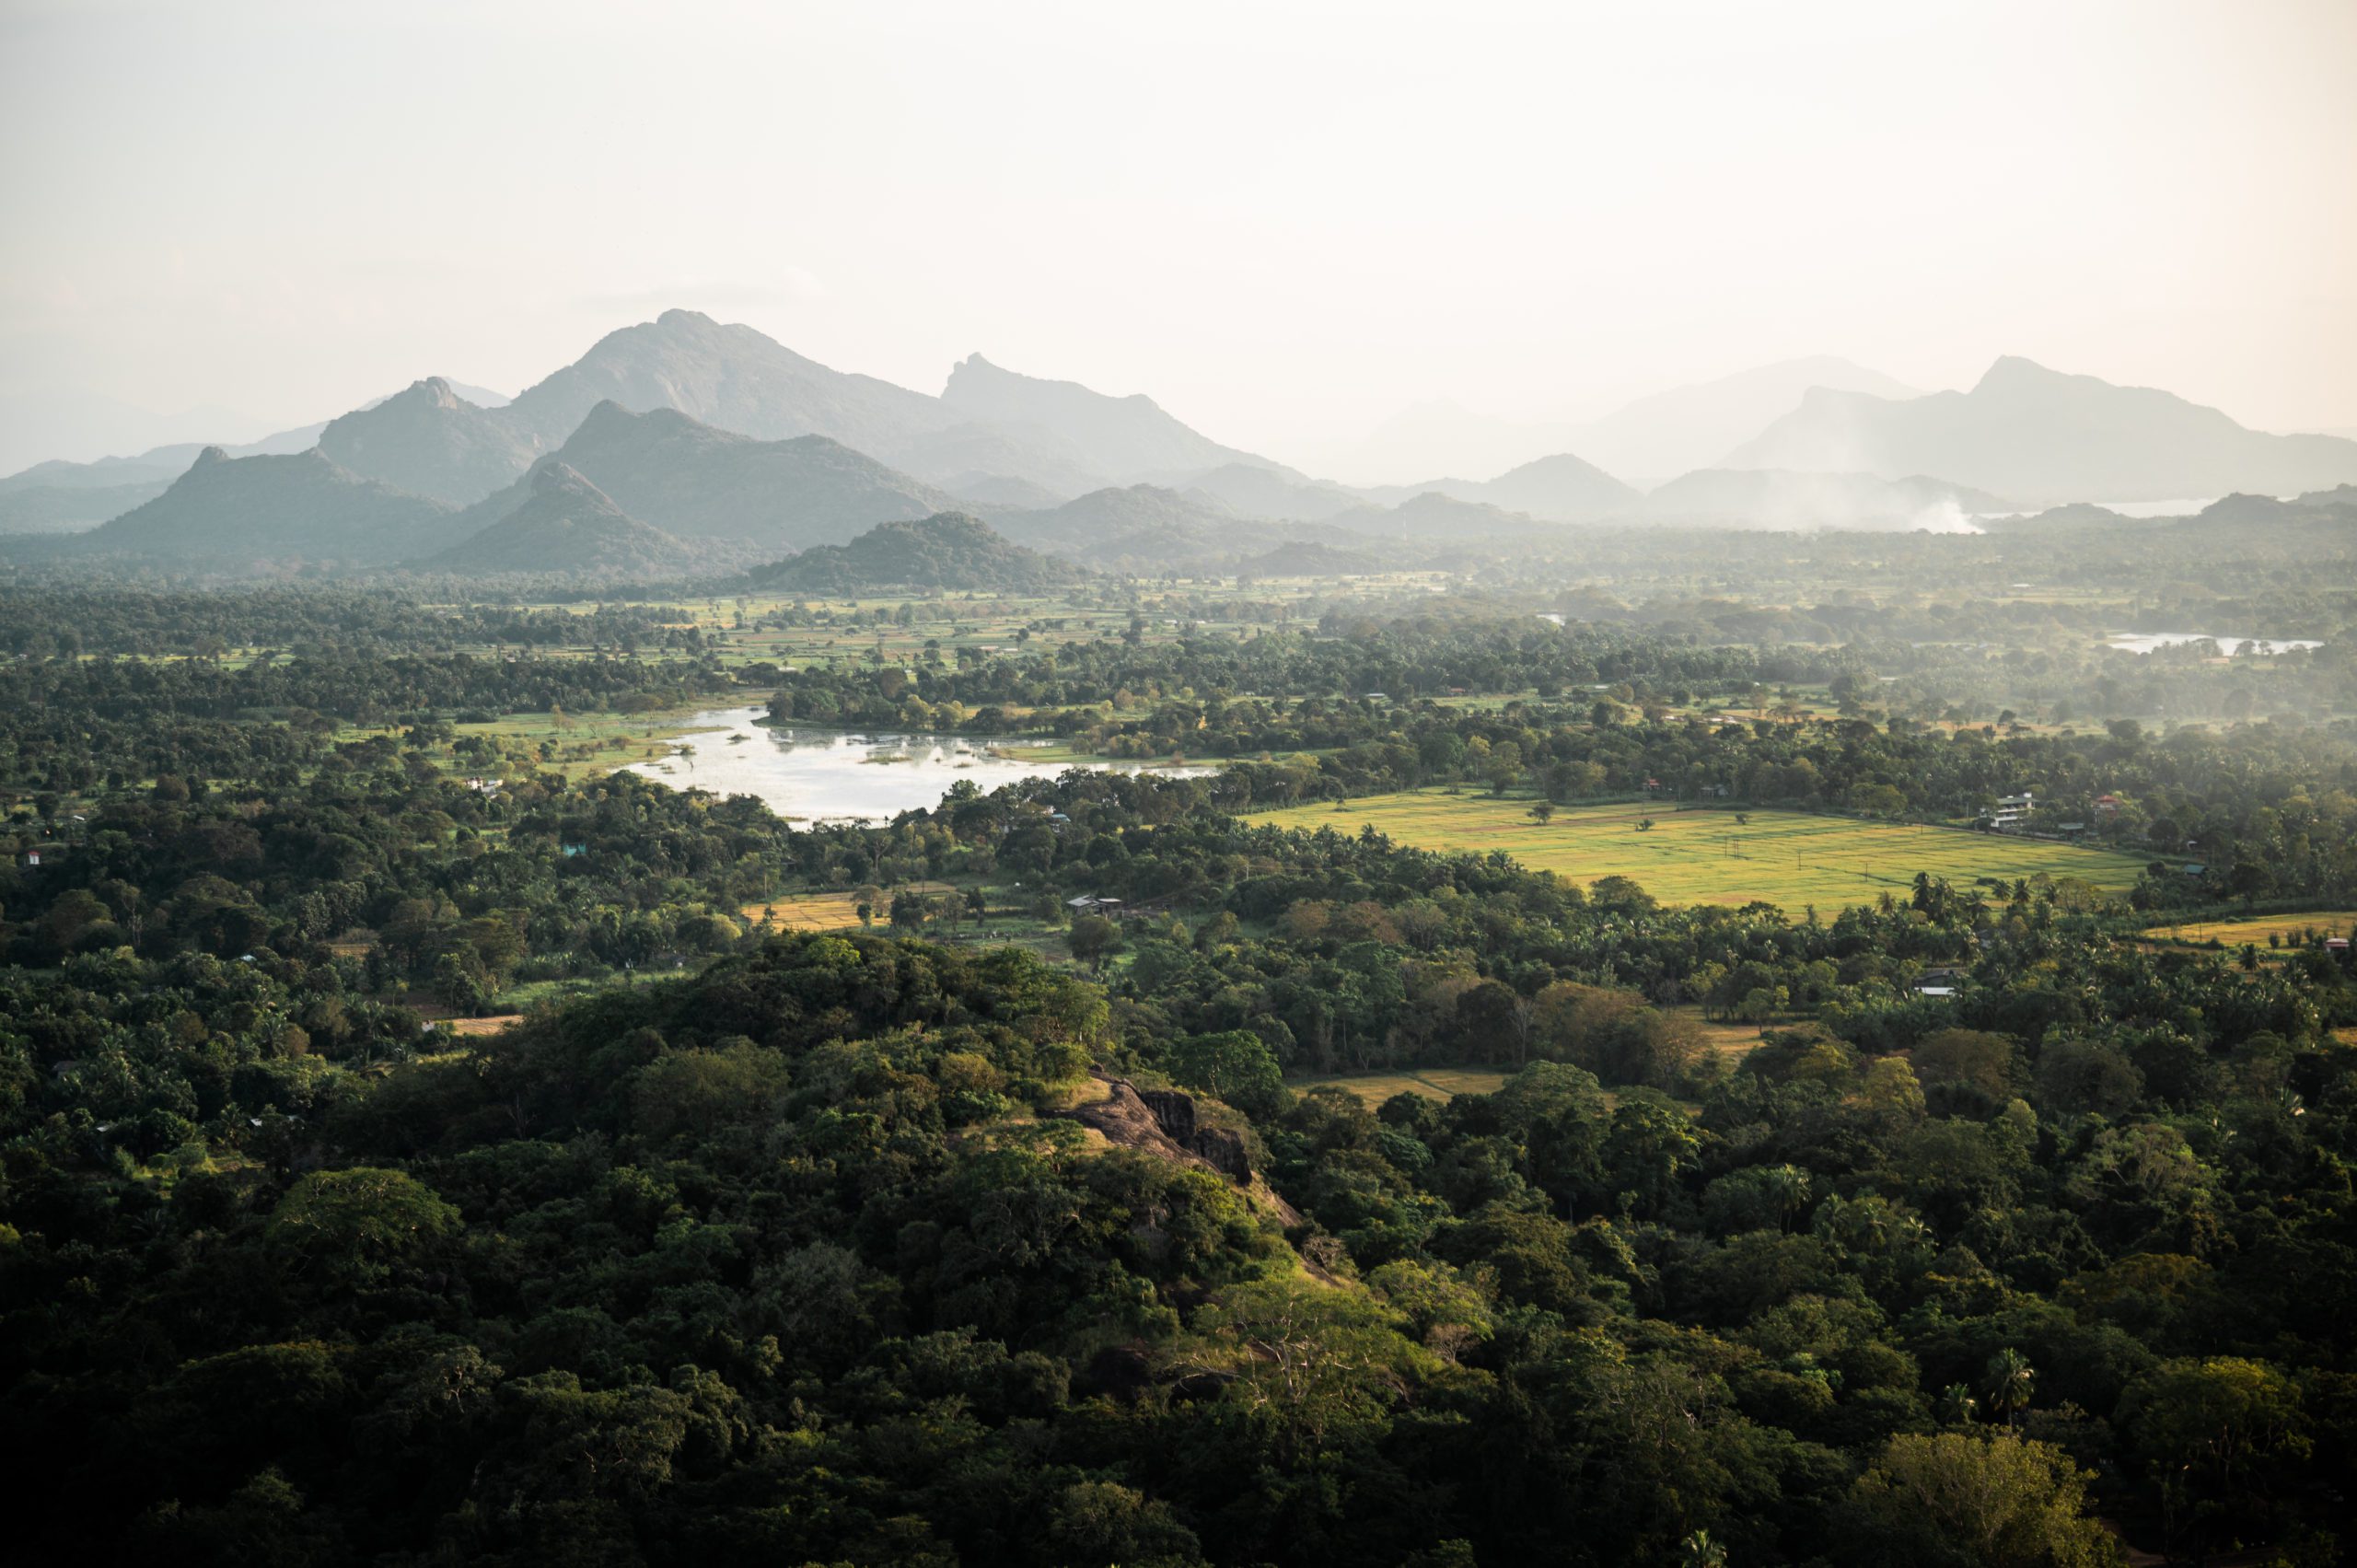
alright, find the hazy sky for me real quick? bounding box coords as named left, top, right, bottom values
left=4, top=0, right=2353, bottom=471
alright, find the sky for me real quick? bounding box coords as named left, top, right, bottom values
left=3, top=0, right=2353, bottom=477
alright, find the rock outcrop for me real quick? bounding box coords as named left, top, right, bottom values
left=1058, top=1076, right=1257, bottom=1186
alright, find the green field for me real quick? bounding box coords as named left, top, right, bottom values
left=2143, top=910, right=2357, bottom=947
left=1289, top=1067, right=1515, bottom=1105
left=1244, top=792, right=2149, bottom=908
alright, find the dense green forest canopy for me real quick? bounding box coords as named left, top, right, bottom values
left=1, top=573, right=2352, bottom=1566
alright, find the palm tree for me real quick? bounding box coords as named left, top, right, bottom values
left=1680, top=1530, right=1728, bottom=1567
left=1766, top=1165, right=1812, bottom=1230
left=1935, top=1382, right=1980, bottom=1424
left=1984, top=1347, right=2035, bottom=1427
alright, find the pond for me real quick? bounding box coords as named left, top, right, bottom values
left=2107, top=632, right=2323, bottom=656
left=624, top=705, right=1207, bottom=822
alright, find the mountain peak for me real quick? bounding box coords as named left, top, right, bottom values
left=656, top=308, right=717, bottom=329
left=193, top=445, right=229, bottom=468
left=1973, top=355, right=2068, bottom=392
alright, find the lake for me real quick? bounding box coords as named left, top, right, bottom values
left=2107, top=632, right=2323, bottom=656
left=624, top=705, right=1207, bottom=822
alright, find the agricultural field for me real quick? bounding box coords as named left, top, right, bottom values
left=739, top=890, right=874, bottom=933
left=737, top=884, right=958, bottom=933
left=1289, top=1066, right=1516, bottom=1105
left=1243, top=791, right=2151, bottom=909
left=2142, top=911, right=2357, bottom=947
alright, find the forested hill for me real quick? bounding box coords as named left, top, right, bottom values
left=749, top=512, right=1090, bottom=593
left=7, top=791, right=2355, bottom=1562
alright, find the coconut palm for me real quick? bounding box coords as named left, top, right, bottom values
left=1984, top=1347, right=2035, bottom=1427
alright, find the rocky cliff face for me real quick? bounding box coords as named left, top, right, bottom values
left=1060, top=1077, right=1254, bottom=1184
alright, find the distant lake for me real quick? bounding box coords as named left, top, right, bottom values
left=625, top=705, right=1207, bottom=822
left=2107, top=632, right=2323, bottom=656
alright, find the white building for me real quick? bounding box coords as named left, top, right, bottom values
left=1989, top=792, right=2034, bottom=830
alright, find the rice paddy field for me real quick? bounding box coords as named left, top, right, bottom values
left=1242, top=792, right=2151, bottom=909
left=2142, top=911, right=2357, bottom=947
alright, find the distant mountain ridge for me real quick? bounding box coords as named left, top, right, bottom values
left=0, top=480, right=172, bottom=533
left=69, top=446, right=458, bottom=564
left=1724, top=356, right=2357, bottom=504
left=994, top=483, right=1358, bottom=571
left=447, top=401, right=962, bottom=556
left=1318, top=357, right=1919, bottom=486
left=319, top=377, right=541, bottom=504
left=419, top=462, right=693, bottom=577
left=940, top=354, right=1274, bottom=483
left=0, top=381, right=508, bottom=495
left=1363, top=451, right=1639, bottom=521
left=494, top=311, right=1184, bottom=497
left=750, top=513, right=1088, bottom=593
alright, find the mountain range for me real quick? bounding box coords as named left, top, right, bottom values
left=75, top=446, right=457, bottom=566
left=443, top=401, right=962, bottom=556
left=9, top=308, right=2357, bottom=575
left=0, top=381, right=509, bottom=496
left=1724, top=356, right=2357, bottom=505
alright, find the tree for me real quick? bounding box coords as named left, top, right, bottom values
left=1166, top=1029, right=1286, bottom=1116
left=265, top=1167, right=459, bottom=1282
left=1067, top=912, right=1120, bottom=970
left=2120, top=1356, right=2308, bottom=1554
left=1528, top=801, right=1555, bottom=825
left=1172, top=1276, right=1428, bottom=1462
left=1843, top=1432, right=2125, bottom=1567
left=1984, top=1347, right=2036, bottom=1428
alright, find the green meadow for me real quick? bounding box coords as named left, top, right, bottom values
left=1244, top=791, right=2150, bottom=909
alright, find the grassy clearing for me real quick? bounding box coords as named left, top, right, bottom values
left=445, top=1015, right=524, bottom=1037
left=1243, top=791, right=2149, bottom=909
left=739, top=890, right=871, bottom=933
left=1290, top=1066, right=1515, bottom=1105
left=1670, top=1007, right=1771, bottom=1059
left=2142, top=911, right=2357, bottom=947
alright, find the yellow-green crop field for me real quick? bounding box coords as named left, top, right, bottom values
left=1289, top=1067, right=1515, bottom=1105
left=741, top=891, right=870, bottom=933
left=1242, top=792, right=2150, bottom=909
left=739, top=882, right=960, bottom=933
left=2142, top=911, right=2357, bottom=947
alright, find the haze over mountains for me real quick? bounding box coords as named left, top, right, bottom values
left=1726, top=357, right=2357, bottom=505
left=1318, top=358, right=1922, bottom=486
left=8, top=307, right=2357, bottom=576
